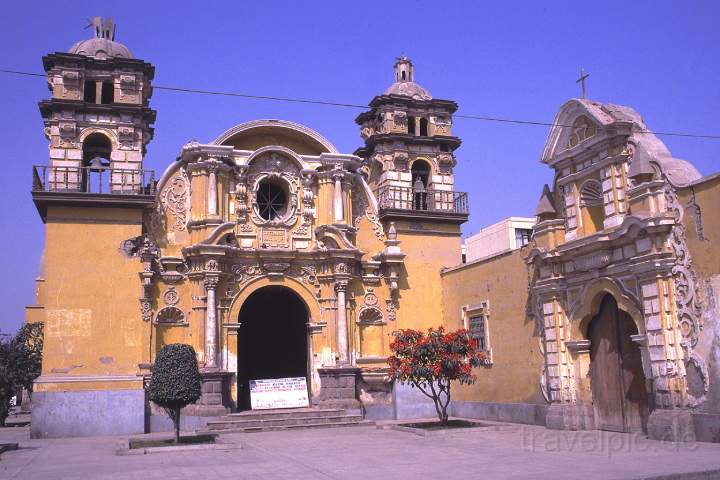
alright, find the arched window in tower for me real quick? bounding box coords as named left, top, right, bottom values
left=81, top=133, right=112, bottom=193
left=256, top=178, right=289, bottom=221
left=101, top=81, right=114, bottom=104
left=419, top=118, right=428, bottom=136
left=411, top=160, right=431, bottom=211
left=579, top=179, right=605, bottom=235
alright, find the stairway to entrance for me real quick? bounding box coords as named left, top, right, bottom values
left=204, top=408, right=370, bottom=433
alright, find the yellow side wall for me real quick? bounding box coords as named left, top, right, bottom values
left=678, top=175, right=720, bottom=412
left=394, top=221, right=463, bottom=331
left=441, top=248, right=545, bottom=404
left=38, top=206, right=147, bottom=392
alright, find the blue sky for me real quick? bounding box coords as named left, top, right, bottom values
left=0, top=1, right=718, bottom=334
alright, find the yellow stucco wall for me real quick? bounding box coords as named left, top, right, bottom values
left=441, top=248, right=546, bottom=404
left=394, top=221, right=463, bottom=332
left=38, top=206, right=147, bottom=391
left=679, top=176, right=720, bottom=280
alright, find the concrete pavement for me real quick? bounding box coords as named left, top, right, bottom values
left=1, top=421, right=720, bottom=479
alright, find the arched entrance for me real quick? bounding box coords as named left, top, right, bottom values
left=588, top=294, right=649, bottom=432
left=237, top=285, right=309, bottom=410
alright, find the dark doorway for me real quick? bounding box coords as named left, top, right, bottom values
left=588, top=294, right=649, bottom=432
left=237, top=286, right=309, bottom=410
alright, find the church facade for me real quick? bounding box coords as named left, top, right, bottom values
left=26, top=21, right=720, bottom=442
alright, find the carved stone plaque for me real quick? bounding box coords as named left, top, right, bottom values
left=261, top=228, right=288, bottom=247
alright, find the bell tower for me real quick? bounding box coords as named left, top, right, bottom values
left=28, top=19, right=158, bottom=438
left=355, top=56, right=465, bottom=219
left=354, top=57, right=468, bottom=333
left=35, top=16, right=156, bottom=206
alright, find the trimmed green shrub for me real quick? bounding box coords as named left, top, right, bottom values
left=147, top=344, right=202, bottom=442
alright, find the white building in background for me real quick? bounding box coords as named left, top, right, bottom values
left=463, top=217, right=535, bottom=263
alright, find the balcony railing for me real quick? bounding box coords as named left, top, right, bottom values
left=32, top=165, right=156, bottom=195
left=376, top=185, right=469, bottom=215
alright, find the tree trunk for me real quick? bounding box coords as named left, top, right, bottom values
left=173, top=407, right=181, bottom=443
left=439, top=406, right=449, bottom=425
left=0, top=397, right=9, bottom=427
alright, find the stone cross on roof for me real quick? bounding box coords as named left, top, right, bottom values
left=576, top=68, right=590, bottom=99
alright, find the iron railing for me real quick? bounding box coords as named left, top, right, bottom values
left=32, top=165, right=156, bottom=195
left=376, top=185, right=469, bottom=214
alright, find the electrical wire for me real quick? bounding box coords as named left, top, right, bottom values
left=1, top=68, right=718, bottom=140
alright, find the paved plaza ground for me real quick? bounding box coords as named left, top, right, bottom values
left=2, top=420, right=720, bottom=479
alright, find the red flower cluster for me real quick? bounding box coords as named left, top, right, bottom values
left=387, top=327, right=488, bottom=424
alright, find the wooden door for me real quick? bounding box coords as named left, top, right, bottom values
left=617, top=310, right=649, bottom=432
left=589, top=295, right=626, bottom=431
left=588, top=295, right=649, bottom=432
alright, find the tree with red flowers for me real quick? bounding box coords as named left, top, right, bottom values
left=388, top=327, right=487, bottom=425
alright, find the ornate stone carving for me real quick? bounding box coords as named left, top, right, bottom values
left=567, top=116, right=597, bottom=148
left=288, top=265, right=318, bottom=285
left=264, top=262, right=291, bottom=274
left=385, top=298, right=397, bottom=322
left=351, top=179, right=385, bottom=240
left=363, top=288, right=378, bottom=307
left=205, top=259, right=219, bottom=272
left=155, top=306, right=186, bottom=325
left=140, top=299, right=152, bottom=322
left=230, top=262, right=318, bottom=286
left=118, top=126, right=135, bottom=150
left=232, top=263, right=262, bottom=283
left=664, top=183, right=703, bottom=347
left=157, top=257, right=188, bottom=283
left=163, top=287, right=179, bottom=306
left=247, top=153, right=300, bottom=228
left=358, top=305, right=384, bottom=324
left=161, top=170, right=191, bottom=231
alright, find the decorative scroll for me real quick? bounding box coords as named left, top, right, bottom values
left=351, top=178, right=384, bottom=239
left=162, top=170, right=191, bottom=231
left=664, top=183, right=703, bottom=348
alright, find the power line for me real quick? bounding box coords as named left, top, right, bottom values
left=2, top=68, right=719, bottom=140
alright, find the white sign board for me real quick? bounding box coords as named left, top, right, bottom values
left=249, top=377, right=309, bottom=410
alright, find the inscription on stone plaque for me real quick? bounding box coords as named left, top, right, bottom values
left=261, top=228, right=288, bottom=247
left=250, top=377, right=309, bottom=409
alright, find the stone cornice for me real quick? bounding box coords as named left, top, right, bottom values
left=42, top=52, right=156, bottom=79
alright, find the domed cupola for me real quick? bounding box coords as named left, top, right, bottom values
left=69, top=17, right=133, bottom=59
left=384, top=56, right=432, bottom=100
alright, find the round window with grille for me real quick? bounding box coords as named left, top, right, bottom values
left=256, top=178, right=289, bottom=221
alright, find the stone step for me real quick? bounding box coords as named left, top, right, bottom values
left=224, top=408, right=346, bottom=421
left=202, top=419, right=372, bottom=434
left=207, top=414, right=363, bottom=430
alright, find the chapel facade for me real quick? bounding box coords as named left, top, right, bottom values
left=27, top=20, right=468, bottom=437
left=26, top=20, right=720, bottom=442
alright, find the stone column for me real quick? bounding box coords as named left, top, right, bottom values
left=207, top=164, right=218, bottom=216
left=333, top=172, right=344, bottom=223
left=204, top=276, right=219, bottom=368
left=335, top=281, right=349, bottom=364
